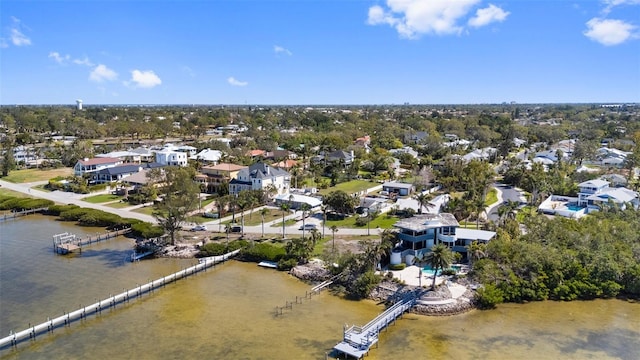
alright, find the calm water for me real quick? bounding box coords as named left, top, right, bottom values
left=1, top=216, right=639, bottom=359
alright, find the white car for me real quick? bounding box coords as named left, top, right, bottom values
left=191, top=225, right=207, bottom=231
left=299, top=224, right=317, bottom=231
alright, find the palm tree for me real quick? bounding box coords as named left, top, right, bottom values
left=466, top=241, right=486, bottom=268
left=413, top=192, right=433, bottom=215
left=330, top=225, right=338, bottom=252
left=424, top=244, right=454, bottom=289
left=280, top=202, right=290, bottom=239
left=309, top=228, right=320, bottom=248
left=224, top=223, right=231, bottom=251
left=300, top=203, right=311, bottom=239
left=259, top=208, right=269, bottom=238
left=321, top=204, right=328, bottom=239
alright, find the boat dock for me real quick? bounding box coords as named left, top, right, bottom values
left=333, top=291, right=418, bottom=359
left=53, top=228, right=132, bottom=255
left=0, top=249, right=240, bottom=350
left=1, top=207, right=48, bottom=221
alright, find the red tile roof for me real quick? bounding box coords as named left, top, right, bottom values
left=78, top=157, right=122, bottom=166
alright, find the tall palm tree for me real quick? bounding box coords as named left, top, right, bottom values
left=224, top=223, right=231, bottom=251
left=424, top=244, right=454, bottom=289
left=330, top=225, right=338, bottom=252
left=280, top=202, right=290, bottom=239
left=321, top=204, right=328, bottom=238
left=309, top=228, right=320, bottom=248
left=413, top=192, right=433, bottom=215
left=300, top=203, right=311, bottom=239
left=259, top=208, right=269, bottom=238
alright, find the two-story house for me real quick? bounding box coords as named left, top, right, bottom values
left=155, top=146, right=188, bottom=167
left=578, top=179, right=639, bottom=211
left=392, top=213, right=496, bottom=265
left=196, top=163, right=247, bottom=194
left=74, top=157, right=123, bottom=177
left=229, top=162, right=290, bottom=196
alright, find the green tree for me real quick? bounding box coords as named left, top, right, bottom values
left=324, top=190, right=357, bottom=215
left=466, top=241, right=487, bottom=268
left=413, top=192, right=433, bottom=215
left=330, top=225, right=338, bottom=252
left=260, top=208, right=269, bottom=238
left=151, top=167, right=200, bottom=245
left=280, top=202, right=290, bottom=239
left=1, top=136, right=16, bottom=177
left=424, top=244, right=454, bottom=289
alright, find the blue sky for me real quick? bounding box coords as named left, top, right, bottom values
left=1, top=0, right=639, bottom=105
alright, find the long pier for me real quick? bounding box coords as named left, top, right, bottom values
left=333, top=291, right=418, bottom=359
left=1, top=207, right=48, bottom=221
left=53, top=228, right=132, bottom=254
left=0, top=249, right=240, bottom=350
left=274, top=274, right=341, bottom=316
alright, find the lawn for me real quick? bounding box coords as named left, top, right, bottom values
left=2, top=168, right=73, bottom=183
left=0, top=188, right=28, bottom=197
left=485, top=188, right=498, bottom=206
left=318, top=180, right=378, bottom=195
left=325, top=214, right=399, bottom=229
left=82, top=194, right=123, bottom=203
left=270, top=219, right=297, bottom=228
left=133, top=206, right=156, bottom=215
left=107, top=201, right=133, bottom=209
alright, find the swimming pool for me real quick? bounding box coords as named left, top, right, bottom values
left=567, top=205, right=584, bottom=211
left=422, top=265, right=460, bottom=275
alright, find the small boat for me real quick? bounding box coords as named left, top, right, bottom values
left=258, top=261, right=278, bottom=269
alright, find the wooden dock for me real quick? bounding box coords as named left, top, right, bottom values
left=53, top=228, right=132, bottom=255
left=333, top=291, right=419, bottom=359
left=0, top=249, right=240, bottom=350
left=1, top=207, right=48, bottom=221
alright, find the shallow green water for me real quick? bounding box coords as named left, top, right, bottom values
left=1, top=216, right=639, bottom=359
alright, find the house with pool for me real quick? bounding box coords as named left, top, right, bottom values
left=538, top=179, right=639, bottom=218
left=390, top=213, right=496, bottom=266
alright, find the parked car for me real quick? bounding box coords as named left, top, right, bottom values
left=230, top=225, right=242, bottom=233
left=299, top=224, right=317, bottom=231
left=203, top=212, right=219, bottom=219
left=190, top=225, right=207, bottom=232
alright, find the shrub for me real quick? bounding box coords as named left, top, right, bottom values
left=199, top=243, right=228, bottom=257
left=475, top=284, right=504, bottom=309
left=348, top=271, right=382, bottom=299
left=277, top=257, right=298, bottom=271
left=131, top=222, right=165, bottom=239
left=241, top=243, right=286, bottom=262
left=389, top=263, right=406, bottom=271
left=46, top=204, right=80, bottom=215
left=354, top=216, right=368, bottom=226
left=442, top=268, right=457, bottom=276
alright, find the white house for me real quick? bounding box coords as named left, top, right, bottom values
left=190, top=148, right=223, bottom=164
left=155, top=146, right=188, bottom=167
left=74, top=157, right=123, bottom=176
left=391, top=213, right=496, bottom=265
left=229, top=162, right=290, bottom=195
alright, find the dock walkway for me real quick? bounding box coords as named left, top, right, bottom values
left=333, top=291, right=418, bottom=359
left=53, top=228, right=132, bottom=254
left=0, top=250, right=240, bottom=350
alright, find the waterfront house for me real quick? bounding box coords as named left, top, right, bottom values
left=91, top=163, right=164, bottom=184
left=229, top=162, right=290, bottom=196
left=391, top=213, right=496, bottom=265
left=196, top=163, right=247, bottom=194
left=190, top=148, right=223, bottom=165
left=155, top=145, right=188, bottom=167
left=74, top=157, right=123, bottom=177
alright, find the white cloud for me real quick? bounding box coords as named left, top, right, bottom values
left=10, top=28, right=31, bottom=46
left=48, top=51, right=70, bottom=64
left=468, top=4, right=510, bottom=28
left=227, top=77, right=248, bottom=87
left=584, top=17, right=637, bottom=45
left=128, top=70, right=162, bottom=88
left=274, top=45, right=292, bottom=56
left=73, top=56, right=94, bottom=67
left=89, top=64, right=118, bottom=82
left=602, top=0, right=640, bottom=14
left=367, top=0, right=483, bottom=38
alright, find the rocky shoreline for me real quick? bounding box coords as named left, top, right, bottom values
left=156, top=244, right=479, bottom=316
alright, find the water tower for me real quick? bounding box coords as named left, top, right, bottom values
left=76, top=99, right=83, bottom=110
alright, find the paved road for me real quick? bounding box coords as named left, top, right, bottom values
left=0, top=179, right=156, bottom=223
left=487, top=183, right=527, bottom=221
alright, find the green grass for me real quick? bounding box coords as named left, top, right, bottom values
left=270, top=219, right=297, bottom=227
left=485, top=188, right=498, bottom=206
left=318, top=180, right=378, bottom=195
left=1, top=168, right=73, bottom=183
left=133, top=206, right=156, bottom=215
left=107, top=201, right=133, bottom=209
left=33, top=184, right=52, bottom=192
left=82, top=193, right=123, bottom=203
left=325, top=214, right=399, bottom=229
left=0, top=188, right=28, bottom=197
